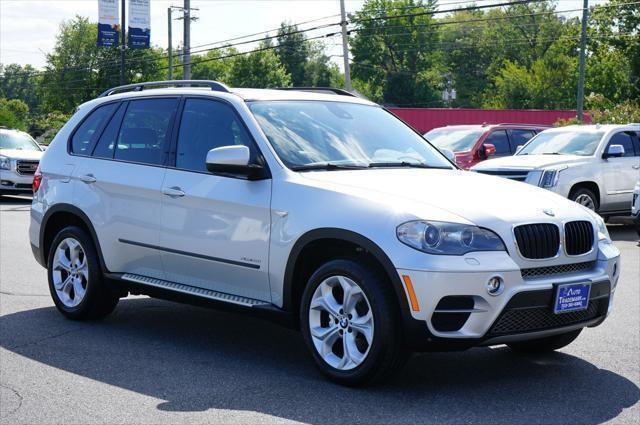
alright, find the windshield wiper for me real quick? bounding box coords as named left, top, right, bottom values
left=542, top=152, right=564, bottom=155
left=368, top=161, right=448, bottom=169
left=290, top=163, right=368, bottom=172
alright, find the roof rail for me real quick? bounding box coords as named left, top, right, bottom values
left=494, top=123, right=551, bottom=127
left=275, top=87, right=357, bottom=97
left=98, top=80, right=230, bottom=97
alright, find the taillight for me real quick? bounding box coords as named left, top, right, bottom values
left=32, top=164, right=42, bottom=193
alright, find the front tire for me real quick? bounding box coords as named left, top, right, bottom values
left=47, top=226, right=119, bottom=320
left=300, top=259, right=408, bottom=386
left=507, top=328, right=582, bottom=353
left=570, top=187, right=598, bottom=212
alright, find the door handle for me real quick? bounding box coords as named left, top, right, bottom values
left=633, top=164, right=640, bottom=170
left=79, top=174, right=96, bottom=183
left=162, top=186, right=185, bottom=198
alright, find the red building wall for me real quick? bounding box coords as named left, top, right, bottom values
left=387, top=108, right=588, bottom=133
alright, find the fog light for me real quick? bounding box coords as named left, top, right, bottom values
left=486, top=276, right=504, bottom=296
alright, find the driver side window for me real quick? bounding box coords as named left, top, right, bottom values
left=607, top=132, right=637, bottom=157
left=176, top=99, right=258, bottom=172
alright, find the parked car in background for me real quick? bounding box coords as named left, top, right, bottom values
left=632, top=180, right=640, bottom=237
left=424, top=123, right=548, bottom=169
left=0, top=128, right=44, bottom=197
left=472, top=124, right=640, bottom=219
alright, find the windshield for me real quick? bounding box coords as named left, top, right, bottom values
left=518, top=130, right=604, bottom=156
left=248, top=101, right=453, bottom=170
left=0, top=132, right=41, bottom=151
left=424, top=127, right=484, bottom=152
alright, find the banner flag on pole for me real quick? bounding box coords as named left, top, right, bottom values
left=128, top=0, right=151, bottom=49
left=97, top=0, right=120, bottom=47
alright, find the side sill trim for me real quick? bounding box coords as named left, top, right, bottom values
left=118, top=239, right=261, bottom=270
left=120, top=273, right=269, bottom=307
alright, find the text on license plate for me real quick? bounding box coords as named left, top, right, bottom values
left=554, top=282, right=591, bottom=314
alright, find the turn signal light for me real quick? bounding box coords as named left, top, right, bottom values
left=401, top=275, right=420, bottom=312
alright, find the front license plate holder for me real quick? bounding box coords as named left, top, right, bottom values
left=554, top=282, right=591, bottom=314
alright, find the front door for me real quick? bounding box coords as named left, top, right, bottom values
left=159, top=98, right=272, bottom=302
left=601, top=131, right=640, bottom=212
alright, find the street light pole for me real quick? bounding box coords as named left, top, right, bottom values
left=168, top=7, right=173, bottom=80
left=120, top=0, right=126, bottom=85
left=576, top=0, right=589, bottom=123
left=339, top=0, right=352, bottom=91
left=183, top=0, right=191, bottom=80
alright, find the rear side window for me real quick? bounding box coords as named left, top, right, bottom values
left=71, top=103, right=118, bottom=155
left=509, top=130, right=536, bottom=152
left=484, top=130, right=511, bottom=155
left=114, top=98, right=179, bottom=165
left=608, top=132, right=637, bottom=157
left=175, top=98, right=258, bottom=172
left=92, top=103, right=126, bottom=159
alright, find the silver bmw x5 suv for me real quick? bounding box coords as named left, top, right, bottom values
left=30, top=81, right=621, bottom=385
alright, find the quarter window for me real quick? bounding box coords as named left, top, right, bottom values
left=71, top=103, right=118, bottom=155
left=509, top=130, right=536, bottom=152
left=484, top=130, right=511, bottom=155
left=176, top=99, right=257, bottom=172
left=114, top=98, right=178, bottom=165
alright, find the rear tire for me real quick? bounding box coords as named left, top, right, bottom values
left=507, top=328, right=582, bottom=353
left=300, top=258, right=409, bottom=386
left=569, top=187, right=598, bottom=212
left=47, top=226, right=119, bottom=320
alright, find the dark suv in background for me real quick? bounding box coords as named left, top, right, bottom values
left=425, top=123, right=549, bottom=169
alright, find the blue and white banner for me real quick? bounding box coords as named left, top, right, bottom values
left=128, top=0, right=151, bottom=49
left=97, top=0, right=119, bottom=47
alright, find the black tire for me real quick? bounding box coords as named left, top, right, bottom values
left=47, top=225, right=119, bottom=320
left=507, top=328, right=582, bottom=353
left=300, top=258, right=409, bottom=386
left=569, top=187, right=599, bottom=212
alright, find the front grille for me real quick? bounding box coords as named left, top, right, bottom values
left=487, top=283, right=610, bottom=337
left=521, top=261, right=597, bottom=279
left=16, top=160, right=39, bottom=175
left=514, top=223, right=560, bottom=259
left=475, top=170, right=529, bottom=182
left=565, top=221, right=594, bottom=255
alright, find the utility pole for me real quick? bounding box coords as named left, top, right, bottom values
left=120, top=0, right=126, bottom=85
left=576, top=0, right=589, bottom=123
left=339, top=0, right=352, bottom=92
left=168, top=7, right=173, bottom=80
left=183, top=0, right=191, bottom=80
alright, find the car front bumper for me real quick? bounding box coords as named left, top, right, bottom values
left=397, top=241, right=620, bottom=349
left=0, top=169, right=34, bottom=194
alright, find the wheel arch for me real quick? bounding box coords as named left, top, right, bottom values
left=569, top=181, right=601, bottom=209
left=40, top=204, right=109, bottom=273
left=282, top=228, right=409, bottom=317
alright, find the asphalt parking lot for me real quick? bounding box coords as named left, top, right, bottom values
left=0, top=195, right=638, bottom=424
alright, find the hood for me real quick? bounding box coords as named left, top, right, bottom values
left=471, top=154, right=589, bottom=171
left=0, top=149, right=43, bottom=161
left=298, top=168, right=592, bottom=228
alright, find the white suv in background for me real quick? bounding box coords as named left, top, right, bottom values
left=0, top=128, right=44, bottom=196
left=30, top=81, right=621, bottom=386
left=471, top=124, right=640, bottom=219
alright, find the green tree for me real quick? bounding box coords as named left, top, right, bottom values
left=351, top=0, right=445, bottom=106
left=191, top=48, right=236, bottom=82
left=227, top=44, right=291, bottom=88
left=275, top=23, right=309, bottom=86
left=0, top=64, right=41, bottom=112
left=0, top=98, right=29, bottom=130
left=304, top=42, right=341, bottom=87
left=40, top=16, right=166, bottom=114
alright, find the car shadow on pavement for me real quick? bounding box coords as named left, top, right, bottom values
left=0, top=297, right=638, bottom=424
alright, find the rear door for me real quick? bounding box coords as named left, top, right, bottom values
left=72, top=97, right=179, bottom=280
left=159, top=97, right=272, bottom=301
left=601, top=131, right=640, bottom=212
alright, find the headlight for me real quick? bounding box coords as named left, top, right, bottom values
left=397, top=221, right=506, bottom=255
left=595, top=216, right=611, bottom=243
left=539, top=166, right=568, bottom=188
left=0, top=155, right=10, bottom=170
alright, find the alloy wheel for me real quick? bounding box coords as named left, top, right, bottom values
left=574, top=194, right=595, bottom=211
left=52, top=237, right=89, bottom=308
left=308, top=275, right=374, bottom=371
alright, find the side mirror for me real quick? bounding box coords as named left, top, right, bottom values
left=205, top=145, right=266, bottom=180
left=515, top=145, right=524, bottom=154
left=603, top=144, right=625, bottom=159
left=480, top=143, right=496, bottom=160
left=440, top=148, right=456, bottom=163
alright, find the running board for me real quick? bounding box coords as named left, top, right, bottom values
left=121, top=273, right=269, bottom=308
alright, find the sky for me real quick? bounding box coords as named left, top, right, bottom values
left=0, top=0, right=593, bottom=70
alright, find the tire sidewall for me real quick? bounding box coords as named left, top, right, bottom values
left=300, top=258, right=399, bottom=384
left=570, top=188, right=598, bottom=212
left=47, top=226, right=103, bottom=318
